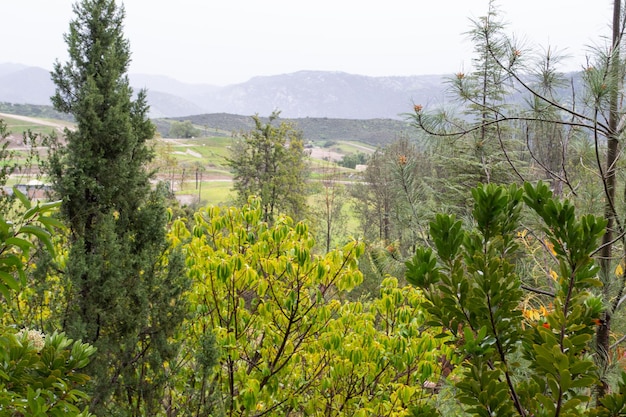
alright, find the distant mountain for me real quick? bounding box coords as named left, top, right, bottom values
left=139, top=90, right=206, bottom=119
left=0, top=63, right=28, bottom=77
left=194, top=71, right=449, bottom=119
left=0, top=66, right=55, bottom=106
left=0, top=63, right=449, bottom=119
left=128, top=73, right=220, bottom=103
left=0, top=63, right=588, bottom=122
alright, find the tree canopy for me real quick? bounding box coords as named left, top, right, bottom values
left=227, top=112, right=309, bottom=223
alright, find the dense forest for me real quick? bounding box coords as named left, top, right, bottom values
left=4, top=0, right=626, bottom=416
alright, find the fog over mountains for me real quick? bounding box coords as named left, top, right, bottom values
left=0, top=63, right=449, bottom=119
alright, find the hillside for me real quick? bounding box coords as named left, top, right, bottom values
left=161, top=113, right=419, bottom=147
left=180, top=71, right=448, bottom=119
left=0, top=102, right=73, bottom=122
left=0, top=102, right=418, bottom=148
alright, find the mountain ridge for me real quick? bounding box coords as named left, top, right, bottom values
left=0, top=63, right=449, bottom=119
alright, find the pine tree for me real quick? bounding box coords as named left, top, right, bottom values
left=412, top=1, right=526, bottom=214
left=49, top=1, right=188, bottom=414
left=411, top=0, right=626, bottom=402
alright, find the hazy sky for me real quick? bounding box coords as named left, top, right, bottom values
left=3, top=1, right=612, bottom=86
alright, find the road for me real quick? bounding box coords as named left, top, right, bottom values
left=0, top=112, right=70, bottom=131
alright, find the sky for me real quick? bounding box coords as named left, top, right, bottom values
left=2, top=1, right=613, bottom=86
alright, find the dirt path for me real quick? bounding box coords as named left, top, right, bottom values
left=0, top=112, right=69, bottom=131
left=350, top=143, right=377, bottom=152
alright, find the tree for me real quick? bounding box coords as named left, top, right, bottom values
left=523, top=49, right=573, bottom=197
left=227, top=112, right=309, bottom=223
left=337, top=152, right=368, bottom=169
left=169, top=120, right=200, bottom=138
left=169, top=198, right=455, bottom=416
left=352, top=149, right=395, bottom=244
left=411, top=1, right=626, bottom=400
left=413, top=1, right=527, bottom=214
left=48, top=1, right=188, bottom=414
left=351, top=136, right=435, bottom=289
left=154, top=141, right=179, bottom=193
left=309, top=164, right=349, bottom=253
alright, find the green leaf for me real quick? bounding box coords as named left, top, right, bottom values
left=12, top=186, right=31, bottom=210
left=0, top=270, right=20, bottom=291
left=4, top=237, right=33, bottom=253
left=37, top=215, right=65, bottom=232
left=17, top=225, right=54, bottom=255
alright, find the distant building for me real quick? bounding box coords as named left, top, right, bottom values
left=5, top=180, right=53, bottom=200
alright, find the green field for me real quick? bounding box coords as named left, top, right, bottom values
left=175, top=179, right=235, bottom=206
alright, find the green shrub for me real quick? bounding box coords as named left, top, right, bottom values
left=0, top=329, right=96, bottom=416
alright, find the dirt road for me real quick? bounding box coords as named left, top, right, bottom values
left=0, top=112, right=70, bottom=131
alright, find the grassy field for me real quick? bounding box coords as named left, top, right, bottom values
left=175, top=180, right=235, bottom=206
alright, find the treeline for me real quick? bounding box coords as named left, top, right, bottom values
left=161, top=113, right=419, bottom=146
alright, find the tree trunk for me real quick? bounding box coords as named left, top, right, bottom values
left=597, top=0, right=621, bottom=400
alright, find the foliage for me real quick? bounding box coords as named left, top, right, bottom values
left=169, top=120, right=200, bottom=138
left=409, top=2, right=527, bottom=214
left=409, top=0, right=626, bottom=400
left=406, top=181, right=626, bottom=416
left=0, top=329, right=96, bottom=417
left=169, top=198, right=456, bottom=416
left=48, top=1, right=189, bottom=414
left=0, top=188, right=62, bottom=315
left=337, top=152, right=368, bottom=169
left=352, top=136, right=434, bottom=270
left=227, top=111, right=309, bottom=223
left=0, top=186, right=95, bottom=416
left=308, top=165, right=350, bottom=253
left=0, top=119, right=19, bottom=206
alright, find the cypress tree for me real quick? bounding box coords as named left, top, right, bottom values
left=49, top=1, right=188, bottom=414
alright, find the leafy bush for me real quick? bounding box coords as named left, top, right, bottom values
left=168, top=197, right=457, bottom=416
left=338, top=152, right=368, bottom=169
left=406, top=182, right=626, bottom=416
left=169, top=120, right=200, bottom=138
left=0, top=329, right=96, bottom=416
left=0, top=187, right=96, bottom=416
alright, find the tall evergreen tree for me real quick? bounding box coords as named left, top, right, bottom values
left=49, top=1, right=188, bottom=414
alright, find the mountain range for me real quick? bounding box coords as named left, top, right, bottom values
left=0, top=63, right=449, bottom=120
